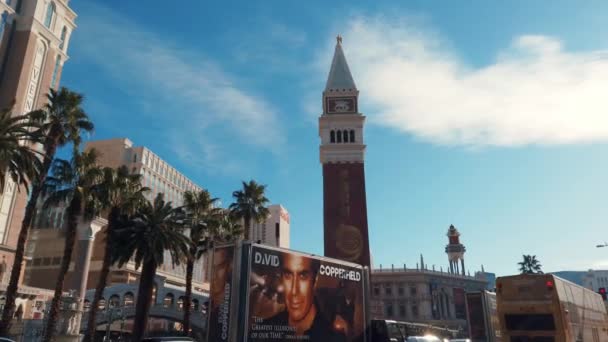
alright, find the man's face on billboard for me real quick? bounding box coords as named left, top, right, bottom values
left=211, top=249, right=231, bottom=303
left=281, top=254, right=316, bottom=322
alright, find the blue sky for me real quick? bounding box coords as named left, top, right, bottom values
left=61, top=0, right=608, bottom=276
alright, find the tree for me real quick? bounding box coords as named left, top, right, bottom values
left=229, top=180, right=269, bottom=241
left=0, top=88, right=93, bottom=336
left=0, top=105, right=43, bottom=192
left=180, top=189, right=220, bottom=336
left=83, top=166, right=148, bottom=342
left=518, top=255, right=543, bottom=274
left=42, top=149, right=103, bottom=342
left=114, top=194, right=190, bottom=341
left=216, top=209, right=243, bottom=243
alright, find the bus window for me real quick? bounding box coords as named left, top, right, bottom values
left=505, top=314, right=556, bottom=331
left=372, top=320, right=389, bottom=341
left=510, top=337, right=555, bottom=342
left=387, top=322, right=404, bottom=341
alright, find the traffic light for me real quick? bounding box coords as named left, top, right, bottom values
left=599, top=287, right=606, bottom=301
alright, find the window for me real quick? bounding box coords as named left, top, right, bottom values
left=398, top=287, right=404, bottom=296
left=399, top=303, right=406, bottom=316
left=385, top=285, right=392, bottom=296
left=51, top=55, right=61, bottom=88
left=505, top=314, right=555, bottom=331
left=410, top=286, right=417, bottom=296
left=163, top=293, right=174, bottom=307
left=412, top=304, right=419, bottom=317
left=386, top=303, right=393, bottom=317
left=109, top=295, right=120, bottom=308
left=133, top=153, right=137, bottom=163
left=98, top=298, right=106, bottom=310
left=373, top=287, right=380, bottom=296
left=337, top=130, right=342, bottom=143
left=350, top=129, right=355, bottom=142
left=343, top=130, right=349, bottom=142
left=44, top=1, right=55, bottom=29
left=59, top=26, right=67, bottom=50
left=330, top=130, right=335, bottom=143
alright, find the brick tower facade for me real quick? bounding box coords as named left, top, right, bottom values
left=319, top=36, right=371, bottom=267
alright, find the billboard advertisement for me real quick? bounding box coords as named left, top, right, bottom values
left=207, top=245, right=236, bottom=342
left=246, top=244, right=366, bottom=342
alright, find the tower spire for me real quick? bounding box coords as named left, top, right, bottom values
left=325, top=35, right=357, bottom=92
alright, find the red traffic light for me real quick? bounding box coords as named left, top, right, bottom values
left=600, top=288, right=606, bottom=294
left=599, top=288, right=607, bottom=301
left=546, top=281, right=554, bottom=290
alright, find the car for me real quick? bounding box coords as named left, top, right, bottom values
left=406, top=336, right=442, bottom=342
left=141, top=338, right=196, bottom=342
left=0, top=338, right=16, bottom=342
left=449, top=340, right=471, bottom=342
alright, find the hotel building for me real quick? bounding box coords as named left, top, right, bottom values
left=249, top=204, right=290, bottom=248
left=24, top=138, right=210, bottom=298
left=0, top=0, right=76, bottom=321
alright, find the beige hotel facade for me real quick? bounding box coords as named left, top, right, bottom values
left=25, top=138, right=211, bottom=295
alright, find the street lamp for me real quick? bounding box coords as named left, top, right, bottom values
left=104, top=304, right=123, bottom=342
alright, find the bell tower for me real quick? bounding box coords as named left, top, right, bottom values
left=446, top=225, right=466, bottom=275
left=319, top=36, right=370, bottom=267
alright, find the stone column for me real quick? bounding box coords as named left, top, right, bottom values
left=61, top=217, right=106, bottom=340
left=69, top=218, right=106, bottom=306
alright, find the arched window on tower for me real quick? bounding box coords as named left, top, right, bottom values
left=0, top=11, right=8, bottom=39
left=330, top=130, right=335, bottom=143
left=350, top=130, right=355, bottom=143
left=59, top=26, right=67, bottom=50
left=343, top=130, right=349, bottom=143
left=44, top=2, right=55, bottom=29
left=337, top=130, right=342, bottom=143
left=50, top=55, right=61, bottom=89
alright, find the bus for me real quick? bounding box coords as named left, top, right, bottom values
left=465, top=291, right=502, bottom=341
left=371, top=319, right=458, bottom=341
left=496, top=274, right=608, bottom=342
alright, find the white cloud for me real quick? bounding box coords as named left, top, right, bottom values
left=73, top=3, right=284, bottom=170
left=322, top=16, right=608, bottom=147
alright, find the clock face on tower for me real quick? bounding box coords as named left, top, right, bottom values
left=326, top=97, right=357, bottom=114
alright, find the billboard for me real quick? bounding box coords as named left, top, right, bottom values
left=246, top=244, right=366, bottom=342
left=207, top=245, right=236, bottom=342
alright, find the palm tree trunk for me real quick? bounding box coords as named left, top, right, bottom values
left=244, top=215, right=251, bottom=241
left=182, top=256, right=194, bottom=336
left=42, top=196, right=80, bottom=342
left=0, top=145, right=55, bottom=336
left=0, top=183, right=42, bottom=335
left=83, top=207, right=119, bottom=342
left=132, top=259, right=157, bottom=341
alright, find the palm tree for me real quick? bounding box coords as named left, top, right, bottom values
left=179, top=189, right=219, bottom=336
left=114, top=194, right=190, bottom=341
left=229, top=180, right=269, bottom=241
left=0, top=88, right=93, bottom=335
left=518, top=255, right=543, bottom=274
left=41, top=149, right=103, bottom=342
left=0, top=105, right=43, bottom=192
left=216, top=209, right=243, bottom=243
left=83, top=166, right=148, bottom=342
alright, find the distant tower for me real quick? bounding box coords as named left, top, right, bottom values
left=319, top=35, right=371, bottom=267
left=445, top=225, right=466, bottom=275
